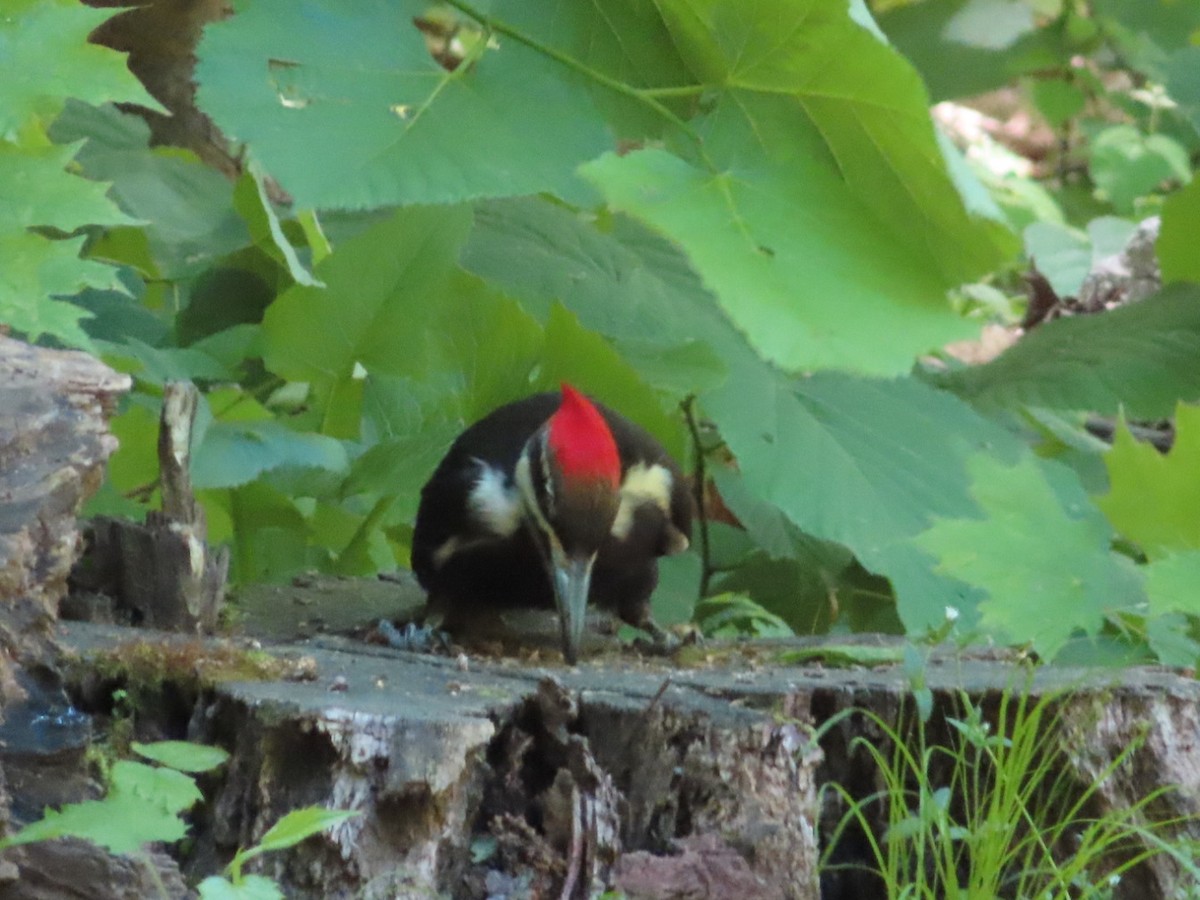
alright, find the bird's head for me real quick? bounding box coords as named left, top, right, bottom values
left=515, top=384, right=621, bottom=664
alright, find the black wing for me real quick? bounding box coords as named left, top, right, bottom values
left=410, top=393, right=559, bottom=587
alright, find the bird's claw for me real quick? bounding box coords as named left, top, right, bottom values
left=625, top=618, right=696, bottom=656
left=377, top=619, right=453, bottom=653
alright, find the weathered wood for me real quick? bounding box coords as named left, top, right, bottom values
left=0, top=840, right=191, bottom=900
left=63, top=620, right=825, bottom=900
left=56, top=602, right=1200, bottom=900
left=0, top=335, right=129, bottom=670
left=0, top=336, right=200, bottom=899
left=1059, top=685, right=1200, bottom=899
left=71, top=381, right=226, bottom=632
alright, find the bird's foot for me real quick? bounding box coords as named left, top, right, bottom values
left=621, top=618, right=700, bottom=657
left=375, top=619, right=453, bottom=654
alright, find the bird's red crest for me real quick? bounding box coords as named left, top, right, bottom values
left=548, top=384, right=621, bottom=489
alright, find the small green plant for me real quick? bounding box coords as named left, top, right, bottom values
left=0, top=738, right=358, bottom=900
left=0, top=740, right=227, bottom=855
left=197, top=806, right=360, bottom=900
left=694, top=592, right=793, bottom=639
left=815, top=685, right=1200, bottom=898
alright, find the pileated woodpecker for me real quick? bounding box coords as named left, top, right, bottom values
left=412, top=385, right=693, bottom=664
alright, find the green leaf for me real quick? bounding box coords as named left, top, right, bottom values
left=74, top=282, right=168, bottom=347
left=53, top=102, right=249, bottom=279
left=1159, top=176, right=1200, bottom=285
left=914, top=453, right=1140, bottom=659
left=4, top=231, right=93, bottom=297
left=0, top=244, right=99, bottom=347
left=198, top=875, right=284, bottom=900
left=0, top=0, right=162, bottom=138
left=1145, top=550, right=1200, bottom=619
left=232, top=164, right=320, bottom=287
left=133, top=740, right=231, bottom=774
left=778, top=643, right=908, bottom=668
left=930, top=284, right=1200, bottom=420
left=712, top=552, right=841, bottom=635
left=306, top=499, right=392, bottom=575
left=343, top=427, right=461, bottom=524
left=0, top=753, right=205, bottom=854
left=494, top=0, right=694, bottom=141
left=620, top=339, right=727, bottom=398
left=190, top=324, right=264, bottom=373
left=426, top=273, right=544, bottom=423
left=110, top=760, right=202, bottom=816
left=577, top=0, right=1023, bottom=374
left=1165, top=46, right=1200, bottom=135
left=0, top=138, right=136, bottom=230
left=1023, top=217, right=1136, bottom=299
left=695, top=592, right=793, bottom=639
left=876, top=0, right=1058, bottom=101
left=99, top=338, right=233, bottom=385
left=659, top=0, right=1012, bottom=276
left=1088, top=125, right=1191, bottom=213
left=94, top=397, right=161, bottom=507
left=1029, top=77, right=1086, bottom=127
left=1097, top=405, right=1200, bottom=558
left=1092, top=0, right=1200, bottom=78
left=0, top=228, right=135, bottom=347
left=464, top=199, right=743, bottom=364
left=192, top=421, right=348, bottom=490
left=0, top=4, right=161, bottom=348
left=348, top=424, right=463, bottom=496
left=0, top=793, right=186, bottom=855
left=710, top=468, right=813, bottom=562
left=222, top=482, right=314, bottom=583
left=194, top=0, right=611, bottom=209
left=251, top=807, right=359, bottom=856
left=1023, top=221, right=1089, bottom=298
left=705, top=371, right=1036, bottom=631
left=262, top=205, right=472, bottom=385
left=943, top=0, right=1036, bottom=51
left=584, top=148, right=975, bottom=375
left=360, top=373, right=456, bottom=441
left=650, top=551, right=703, bottom=626
left=1145, top=612, right=1200, bottom=669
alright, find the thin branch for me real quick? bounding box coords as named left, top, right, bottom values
left=682, top=395, right=712, bottom=599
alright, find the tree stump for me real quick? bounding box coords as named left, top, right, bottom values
left=0, top=336, right=200, bottom=899
left=58, top=598, right=1200, bottom=900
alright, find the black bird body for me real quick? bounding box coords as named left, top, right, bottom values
left=412, top=389, right=693, bottom=660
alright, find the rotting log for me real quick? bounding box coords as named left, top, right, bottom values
left=62, top=619, right=825, bottom=900
left=57, top=596, right=1200, bottom=900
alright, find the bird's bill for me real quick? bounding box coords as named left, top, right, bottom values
left=551, top=550, right=595, bottom=665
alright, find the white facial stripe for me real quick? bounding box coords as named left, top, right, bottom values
left=468, top=459, right=523, bottom=537
left=515, top=452, right=553, bottom=536
left=537, top=431, right=554, bottom=511
left=516, top=449, right=566, bottom=571
left=611, top=462, right=674, bottom=540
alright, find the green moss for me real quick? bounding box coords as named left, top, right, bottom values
left=86, top=638, right=296, bottom=693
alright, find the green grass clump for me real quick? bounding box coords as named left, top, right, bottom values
left=817, top=685, right=1200, bottom=898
